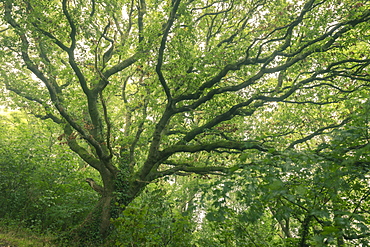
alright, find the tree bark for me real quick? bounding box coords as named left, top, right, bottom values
left=65, top=164, right=141, bottom=245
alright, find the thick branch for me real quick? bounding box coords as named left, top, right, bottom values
left=137, top=0, right=146, bottom=43
left=90, top=0, right=96, bottom=17
left=161, top=140, right=268, bottom=157
left=156, top=0, right=181, bottom=101
left=85, top=178, right=104, bottom=195
left=137, top=104, right=175, bottom=180
left=136, top=1, right=184, bottom=180
left=33, top=27, right=70, bottom=52
left=179, top=99, right=263, bottom=144
left=98, top=53, right=141, bottom=91
left=4, top=3, right=109, bottom=161
left=62, top=0, right=77, bottom=50
left=151, top=165, right=237, bottom=180
left=61, top=0, right=92, bottom=100
left=64, top=125, right=102, bottom=170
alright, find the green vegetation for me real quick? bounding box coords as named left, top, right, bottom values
left=0, top=0, right=369, bottom=246
left=0, top=222, right=55, bottom=247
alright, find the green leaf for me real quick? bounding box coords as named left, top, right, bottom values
left=205, top=211, right=225, bottom=222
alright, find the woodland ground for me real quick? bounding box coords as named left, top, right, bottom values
left=0, top=224, right=55, bottom=247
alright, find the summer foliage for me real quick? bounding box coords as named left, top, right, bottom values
left=0, top=0, right=369, bottom=245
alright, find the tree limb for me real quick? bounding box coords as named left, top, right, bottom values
left=288, top=117, right=351, bottom=149
left=64, top=124, right=102, bottom=170
left=161, top=140, right=268, bottom=157
left=156, top=0, right=182, bottom=102
left=85, top=178, right=104, bottom=195
left=150, top=164, right=240, bottom=180
left=137, top=0, right=146, bottom=43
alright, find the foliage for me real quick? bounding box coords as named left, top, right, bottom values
left=196, top=123, right=370, bottom=246
left=0, top=110, right=99, bottom=232
left=111, top=182, right=194, bottom=247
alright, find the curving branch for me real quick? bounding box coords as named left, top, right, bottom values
left=156, top=0, right=182, bottom=102
left=154, top=166, right=230, bottom=178
left=287, top=117, right=351, bottom=149
left=179, top=98, right=259, bottom=144
left=4, top=83, right=63, bottom=124
left=139, top=138, right=268, bottom=181
left=85, top=178, right=104, bottom=195
left=150, top=159, right=257, bottom=181
left=161, top=140, right=268, bottom=157
left=98, top=52, right=141, bottom=90
left=194, top=2, right=234, bottom=23
left=62, top=0, right=77, bottom=50
left=90, top=0, right=96, bottom=17
left=61, top=0, right=90, bottom=97
left=4, top=2, right=109, bottom=162
left=64, top=125, right=102, bottom=171
left=33, top=26, right=70, bottom=52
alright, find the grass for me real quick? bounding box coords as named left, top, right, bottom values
left=0, top=222, right=56, bottom=247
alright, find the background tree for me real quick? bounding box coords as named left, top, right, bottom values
left=1, top=0, right=369, bottom=244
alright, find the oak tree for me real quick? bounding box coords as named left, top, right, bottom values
left=1, top=0, right=369, bottom=243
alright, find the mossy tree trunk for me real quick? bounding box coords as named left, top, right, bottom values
left=70, top=163, right=145, bottom=245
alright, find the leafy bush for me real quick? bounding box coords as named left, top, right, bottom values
left=0, top=112, right=99, bottom=232
left=111, top=183, right=194, bottom=247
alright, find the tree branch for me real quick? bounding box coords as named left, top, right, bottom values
left=85, top=178, right=104, bottom=195
left=161, top=140, right=267, bottom=157
left=64, top=124, right=102, bottom=170
left=61, top=2, right=90, bottom=98
left=137, top=0, right=146, bottom=43
left=156, top=0, right=181, bottom=102
left=4, top=83, right=62, bottom=124
left=99, top=91, right=113, bottom=158
left=137, top=104, right=175, bottom=180
left=194, top=2, right=233, bottom=23
left=62, top=0, right=77, bottom=50
left=90, top=0, right=96, bottom=17
left=136, top=0, right=183, bottom=181
left=4, top=3, right=109, bottom=161
left=98, top=52, right=141, bottom=90
left=150, top=164, right=240, bottom=180
left=174, top=3, right=367, bottom=109
left=288, top=118, right=351, bottom=149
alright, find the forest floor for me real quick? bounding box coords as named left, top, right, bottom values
left=0, top=224, right=55, bottom=247
left=0, top=238, right=16, bottom=247
left=0, top=238, right=18, bottom=247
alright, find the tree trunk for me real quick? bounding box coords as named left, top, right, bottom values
left=62, top=194, right=114, bottom=246
left=62, top=160, right=147, bottom=247
left=63, top=164, right=145, bottom=246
